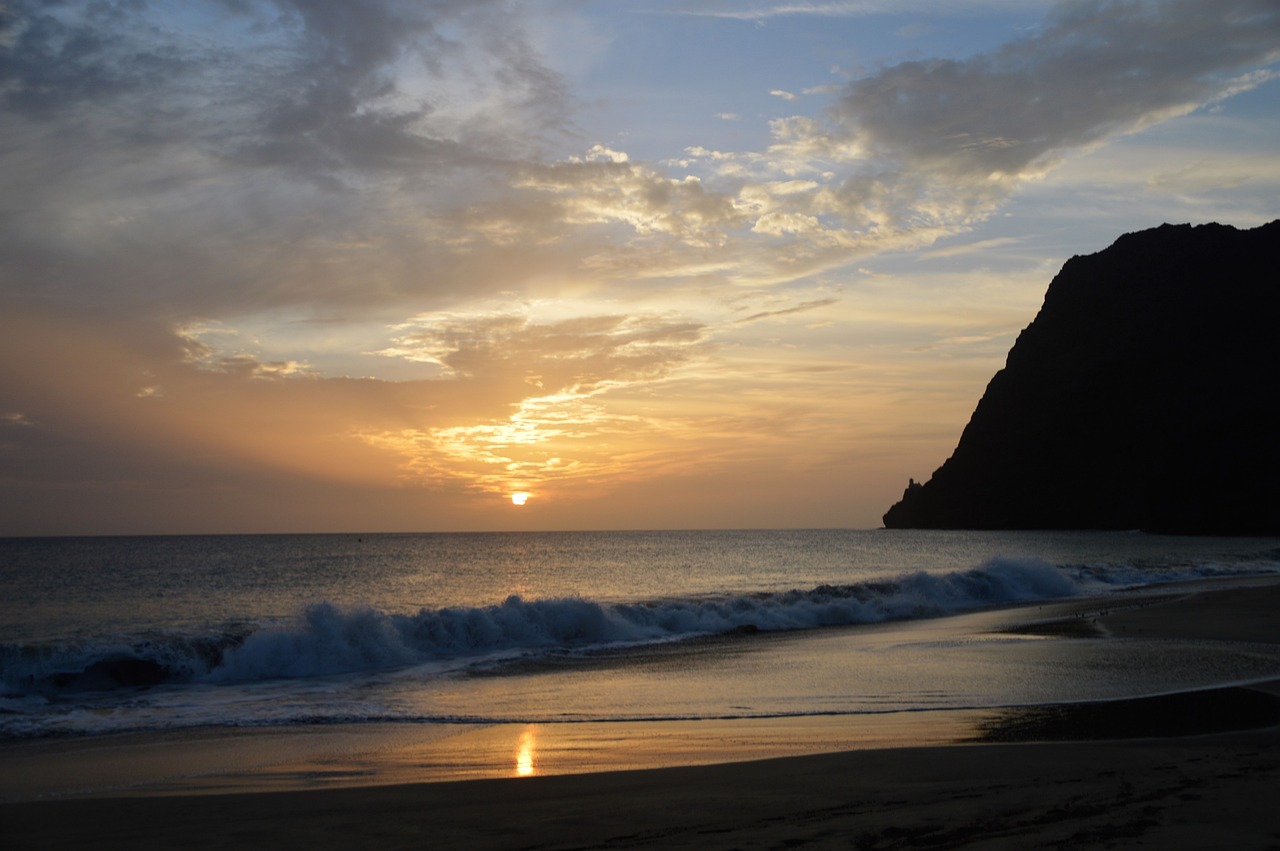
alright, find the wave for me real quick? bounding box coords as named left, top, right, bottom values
left=205, top=556, right=1079, bottom=684
left=0, top=555, right=1268, bottom=696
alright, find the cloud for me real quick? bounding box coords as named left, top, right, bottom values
left=667, top=1, right=1054, bottom=22
left=512, top=151, right=747, bottom=248
left=653, top=0, right=1280, bottom=275
left=0, top=0, right=576, bottom=319
left=10, top=0, right=1271, bottom=333
left=359, top=310, right=711, bottom=495
left=735, top=297, right=839, bottom=324
left=0, top=299, right=712, bottom=517
left=2, top=0, right=1277, bottom=534
left=919, top=237, right=1024, bottom=261
left=236, top=0, right=573, bottom=169
left=378, top=310, right=707, bottom=388
left=0, top=2, right=189, bottom=117
left=816, top=0, right=1280, bottom=223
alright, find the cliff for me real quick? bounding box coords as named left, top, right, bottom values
left=882, top=220, right=1280, bottom=535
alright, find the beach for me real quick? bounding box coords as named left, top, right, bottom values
left=4, top=579, right=1279, bottom=849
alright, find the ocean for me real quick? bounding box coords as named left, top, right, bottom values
left=3, top=529, right=1280, bottom=742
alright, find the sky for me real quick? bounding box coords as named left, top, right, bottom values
left=1, top=0, right=1278, bottom=536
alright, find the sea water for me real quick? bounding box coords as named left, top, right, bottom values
left=2, top=529, right=1279, bottom=740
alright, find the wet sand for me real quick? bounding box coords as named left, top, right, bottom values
left=4, top=580, right=1279, bottom=849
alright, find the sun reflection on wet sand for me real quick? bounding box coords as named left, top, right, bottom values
left=515, top=727, right=537, bottom=777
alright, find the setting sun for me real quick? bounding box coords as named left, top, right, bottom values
left=511, top=492, right=531, bottom=506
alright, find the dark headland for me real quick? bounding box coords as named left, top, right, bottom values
left=884, top=219, right=1280, bottom=535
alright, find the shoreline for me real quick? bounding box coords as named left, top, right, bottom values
left=4, top=578, right=1280, bottom=848
left=8, top=576, right=1276, bottom=803
left=6, top=712, right=1279, bottom=849
left=0, top=710, right=998, bottom=803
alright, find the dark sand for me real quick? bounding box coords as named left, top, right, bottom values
left=4, top=580, right=1279, bottom=850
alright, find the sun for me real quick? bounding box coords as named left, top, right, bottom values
left=510, top=492, right=531, bottom=506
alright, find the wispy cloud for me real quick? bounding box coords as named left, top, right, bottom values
left=919, top=237, right=1024, bottom=261
left=735, top=298, right=839, bottom=324
left=664, top=1, right=1051, bottom=22
left=359, top=309, right=711, bottom=497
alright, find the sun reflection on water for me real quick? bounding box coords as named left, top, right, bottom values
left=515, top=727, right=537, bottom=777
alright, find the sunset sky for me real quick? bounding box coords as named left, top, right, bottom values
left=2, top=0, right=1278, bottom=535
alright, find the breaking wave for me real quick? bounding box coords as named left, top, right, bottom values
left=0, top=555, right=1266, bottom=696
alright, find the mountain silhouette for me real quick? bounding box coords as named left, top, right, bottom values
left=883, top=220, right=1280, bottom=535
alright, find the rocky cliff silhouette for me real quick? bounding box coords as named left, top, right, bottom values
left=883, top=220, right=1280, bottom=535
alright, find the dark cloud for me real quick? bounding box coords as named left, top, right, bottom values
left=227, top=0, right=459, bottom=174
left=845, top=1, right=1279, bottom=170
left=0, top=1, right=190, bottom=116
left=224, top=0, right=574, bottom=174
left=0, top=0, right=576, bottom=319
left=1, top=0, right=563, bottom=171
left=824, top=0, right=1280, bottom=224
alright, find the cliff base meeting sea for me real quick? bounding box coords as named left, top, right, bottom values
left=3, top=528, right=1280, bottom=800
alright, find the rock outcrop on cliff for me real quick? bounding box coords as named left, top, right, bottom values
left=883, top=220, right=1280, bottom=535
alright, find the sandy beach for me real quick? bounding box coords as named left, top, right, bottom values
left=4, top=580, right=1279, bottom=849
